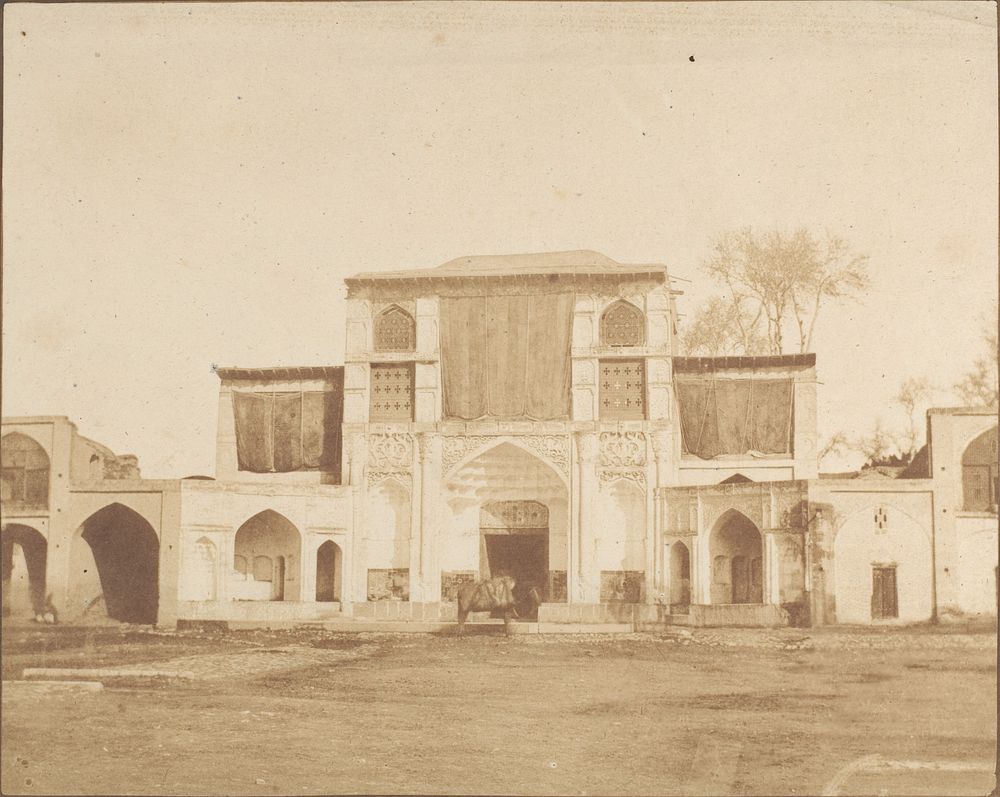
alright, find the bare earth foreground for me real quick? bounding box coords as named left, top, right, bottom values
left=1, top=623, right=996, bottom=796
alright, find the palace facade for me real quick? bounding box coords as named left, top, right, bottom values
left=2, top=252, right=997, bottom=628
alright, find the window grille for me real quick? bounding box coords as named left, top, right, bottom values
left=1, top=433, right=49, bottom=509
left=600, top=301, right=645, bottom=347
left=374, top=306, right=416, bottom=352
left=962, top=426, right=998, bottom=512
left=370, top=363, right=415, bottom=421
left=599, top=359, right=646, bottom=419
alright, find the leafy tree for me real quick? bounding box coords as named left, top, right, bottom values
left=686, top=227, right=869, bottom=355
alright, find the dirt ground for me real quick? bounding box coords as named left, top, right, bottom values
left=1, top=623, right=996, bottom=796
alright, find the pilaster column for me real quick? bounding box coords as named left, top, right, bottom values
left=348, top=432, right=368, bottom=603
left=574, top=431, right=599, bottom=603
left=347, top=432, right=368, bottom=487
left=417, top=432, right=442, bottom=602
left=650, top=430, right=671, bottom=597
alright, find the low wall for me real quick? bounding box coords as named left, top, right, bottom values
left=688, top=603, right=789, bottom=628
left=538, top=603, right=663, bottom=624
left=351, top=602, right=458, bottom=621
left=176, top=600, right=343, bottom=623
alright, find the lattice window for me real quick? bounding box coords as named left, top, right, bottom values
left=1, top=433, right=50, bottom=509
left=374, top=306, right=416, bottom=352
left=600, top=300, right=645, bottom=347
left=480, top=500, right=549, bottom=530
left=599, top=359, right=646, bottom=419
left=370, top=363, right=415, bottom=421
left=962, top=426, right=998, bottom=512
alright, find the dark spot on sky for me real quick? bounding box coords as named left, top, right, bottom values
left=21, top=31, right=26, bottom=36
left=689, top=55, right=695, bottom=62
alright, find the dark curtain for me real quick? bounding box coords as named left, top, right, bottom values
left=232, top=385, right=343, bottom=478
left=233, top=392, right=273, bottom=473
left=440, top=293, right=574, bottom=420
left=676, top=377, right=793, bottom=459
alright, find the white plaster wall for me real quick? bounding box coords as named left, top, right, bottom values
left=594, top=479, right=645, bottom=571
left=955, top=521, right=998, bottom=616
left=365, top=479, right=411, bottom=569
left=833, top=505, right=933, bottom=624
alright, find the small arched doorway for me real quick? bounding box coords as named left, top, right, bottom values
left=233, top=510, right=301, bottom=601
left=709, top=510, right=763, bottom=604
left=669, top=541, right=691, bottom=607
left=70, top=504, right=160, bottom=624
left=315, top=540, right=342, bottom=602
left=1, top=524, right=48, bottom=619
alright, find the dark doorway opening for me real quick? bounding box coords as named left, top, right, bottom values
left=316, top=541, right=341, bottom=602
left=1, top=524, right=48, bottom=618
left=669, top=541, right=691, bottom=610
left=483, top=534, right=547, bottom=620
left=77, top=504, right=159, bottom=624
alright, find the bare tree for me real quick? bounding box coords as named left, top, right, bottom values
left=896, top=377, right=934, bottom=457
left=954, top=327, right=999, bottom=408
left=818, top=431, right=851, bottom=467
left=682, top=296, right=767, bottom=356
left=700, top=227, right=869, bottom=355
left=855, top=419, right=899, bottom=466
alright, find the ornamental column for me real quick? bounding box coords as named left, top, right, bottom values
left=417, top=432, right=442, bottom=603
left=650, top=429, right=672, bottom=598
left=347, top=432, right=368, bottom=604
left=574, top=431, right=600, bottom=603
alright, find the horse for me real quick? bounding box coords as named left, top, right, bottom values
left=456, top=575, right=517, bottom=636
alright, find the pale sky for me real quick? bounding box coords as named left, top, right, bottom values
left=3, top=1, right=997, bottom=477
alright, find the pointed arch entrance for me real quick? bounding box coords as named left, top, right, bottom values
left=70, top=504, right=160, bottom=624
left=1, top=524, right=48, bottom=619
left=316, top=540, right=342, bottom=602
left=233, top=510, right=301, bottom=601
left=669, top=541, right=691, bottom=607
left=444, top=440, right=569, bottom=615
left=709, top=510, right=763, bottom=604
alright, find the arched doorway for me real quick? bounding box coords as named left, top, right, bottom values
left=316, top=540, right=342, bottom=602
left=233, top=510, right=301, bottom=601
left=444, top=441, right=569, bottom=613
left=669, top=541, right=691, bottom=607
left=1, top=524, right=48, bottom=619
left=70, top=504, right=160, bottom=624
left=480, top=500, right=549, bottom=618
left=709, top=510, right=763, bottom=604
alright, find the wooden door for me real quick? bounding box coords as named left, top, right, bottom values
left=871, top=566, right=898, bottom=619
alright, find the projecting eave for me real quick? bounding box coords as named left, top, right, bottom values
left=214, top=366, right=344, bottom=381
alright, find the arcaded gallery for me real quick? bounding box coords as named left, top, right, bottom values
left=2, top=252, right=997, bottom=628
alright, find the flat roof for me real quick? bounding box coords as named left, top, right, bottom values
left=927, top=406, right=998, bottom=416
left=215, top=366, right=343, bottom=381
left=346, top=250, right=671, bottom=283
left=673, top=354, right=816, bottom=372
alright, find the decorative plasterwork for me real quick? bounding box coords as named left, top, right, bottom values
left=366, top=470, right=413, bottom=490
left=599, top=432, right=646, bottom=468
left=442, top=434, right=571, bottom=479
left=442, top=435, right=494, bottom=473
left=598, top=468, right=647, bottom=491
left=367, top=433, right=413, bottom=470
